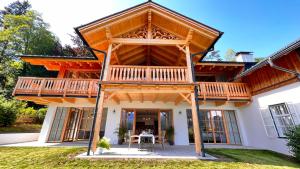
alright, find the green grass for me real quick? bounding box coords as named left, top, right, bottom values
left=0, top=123, right=42, bottom=133
left=0, top=147, right=299, bottom=169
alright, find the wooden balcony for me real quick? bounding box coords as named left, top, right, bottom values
left=13, top=77, right=99, bottom=97
left=197, top=82, right=251, bottom=101
left=13, top=77, right=251, bottom=102
left=108, top=65, right=189, bottom=83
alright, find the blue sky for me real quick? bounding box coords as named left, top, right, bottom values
left=1, top=0, right=299, bottom=58
left=152, top=0, right=300, bottom=58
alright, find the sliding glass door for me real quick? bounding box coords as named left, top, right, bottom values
left=186, top=109, right=241, bottom=144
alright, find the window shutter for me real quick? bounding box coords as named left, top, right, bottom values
left=286, top=102, right=300, bottom=125
left=259, top=107, right=278, bottom=137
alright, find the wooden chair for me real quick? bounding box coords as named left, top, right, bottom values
left=155, top=130, right=166, bottom=150
left=128, top=130, right=139, bottom=149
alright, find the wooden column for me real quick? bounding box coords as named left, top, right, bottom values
left=158, top=110, right=161, bottom=141
left=57, top=67, right=66, bottom=78
left=103, top=43, right=113, bottom=81
left=190, top=92, right=201, bottom=155
left=185, top=45, right=193, bottom=82
left=91, top=91, right=105, bottom=152
left=132, top=110, right=137, bottom=135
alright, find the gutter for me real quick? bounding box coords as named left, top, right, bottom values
left=267, top=58, right=300, bottom=79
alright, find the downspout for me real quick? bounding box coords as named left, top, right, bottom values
left=267, top=58, right=300, bottom=79
left=190, top=48, right=213, bottom=157
left=86, top=47, right=107, bottom=156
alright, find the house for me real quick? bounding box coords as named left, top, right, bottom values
left=12, top=0, right=300, bottom=156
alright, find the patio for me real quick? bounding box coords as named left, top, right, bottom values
left=0, top=141, right=260, bottom=160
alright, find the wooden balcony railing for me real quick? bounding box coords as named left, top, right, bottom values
left=13, top=77, right=251, bottom=101
left=197, top=82, right=251, bottom=100
left=13, top=77, right=98, bottom=97
left=108, top=65, right=188, bottom=83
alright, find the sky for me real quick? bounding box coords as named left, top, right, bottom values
left=1, top=0, right=300, bottom=58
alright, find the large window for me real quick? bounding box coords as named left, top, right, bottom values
left=186, top=109, right=241, bottom=144
left=269, top=103, right=296, bottom=138
left=48, top=107, right=68, bottom=142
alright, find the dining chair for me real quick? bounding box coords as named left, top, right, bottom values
left=155, top=130, right=166, bottom=150
left=128, top=130, right=139, bottom=149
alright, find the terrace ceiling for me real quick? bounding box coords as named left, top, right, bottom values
left=75, top=1, right=222, bottom=65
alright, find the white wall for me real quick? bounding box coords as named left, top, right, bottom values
left=239, top=82, right=300, bottom=155
left=39, top=99, right=243, bottom=146
left=38, top=106, right=57, bottom=143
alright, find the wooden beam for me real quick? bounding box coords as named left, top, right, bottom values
left=174, top=94, right=183, bottom=105
left=185, top=29, right=194, bottom=45
left=111, top=38, right=186, bottom=46
left=91, top=91, right=105, bottom=152
left=112, top=95, right=120, bottom=104
left=190, top=92, right=202, bottom=155
left=103, top=43, right=113, bottom=80
left=111, top=43, right=122, bottom=52
left=179, top=93, right=192, bottom=105
left=152, top=93, right=159, bottom=103
left=147, top=10, right=152, bottom=39
left=234, top=102, right=250, bottom=107
left=140, top=93, right=144, bottom=103
left=62, top=98, right=76, bottom=103
left=126, top=93, right=132, bottom=102
left=215, top=101, right=227, bottom=107
left=185, top=45, right=193, bottom=82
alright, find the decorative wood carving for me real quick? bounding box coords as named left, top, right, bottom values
left=151, top=25, right=180, bottom=40
left=118, top=25, right=180, bottom=40
left=119, top=26, right=148, bottom=39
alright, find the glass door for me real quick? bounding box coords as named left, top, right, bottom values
left=63, top=108, right=81, bottom=142
left=186, top=109, right=241, bottom=144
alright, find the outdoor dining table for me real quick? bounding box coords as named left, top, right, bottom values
left=138, top=133, right=155, bottom=150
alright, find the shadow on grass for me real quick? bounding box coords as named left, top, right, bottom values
left=206, top=148, right=300, bottom=168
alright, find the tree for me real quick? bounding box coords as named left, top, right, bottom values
left=224, top=48, right=236, bottom=61
left=0, top=1, right=60, bottom=98
left=0, top=0, right=31, bottom=25
left=203, top=50, right=222, bottom=61
left=255, top=57, right=265, bottom=62
left=68, top=33, right=93, bottom=57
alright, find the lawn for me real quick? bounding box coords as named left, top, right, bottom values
left=0, top=124, right=42, bottom=133
left=0, top=147, right=299, bottom=169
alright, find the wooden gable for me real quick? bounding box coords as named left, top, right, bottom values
left=75, top=1, right=222, bottom=62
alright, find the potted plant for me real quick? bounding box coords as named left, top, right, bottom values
left=114, top=126, right=127, bottom=145
left=166, top=126, right=174, bottom=145
left=96, top=137, right=111, bottom=154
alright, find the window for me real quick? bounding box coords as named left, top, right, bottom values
left=186, top=109, right=241, bottom=144
left=269, top=103, right=296, bottom=138
left=48, top=107, right=68, bottom=142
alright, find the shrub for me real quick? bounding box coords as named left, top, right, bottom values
left=0, top=97, right=18, bottom=127
left=36, top=108, right=47, bottom=124
left=285, top=125, right=300, bottom=161
left=97, top=137, right=111, bottom=150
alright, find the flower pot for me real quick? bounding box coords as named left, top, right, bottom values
left=96, top=147, right=104, bottom=155
left=168, top=140, right=174, bottom=145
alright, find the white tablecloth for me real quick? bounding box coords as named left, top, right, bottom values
left=138, top=134, right=155, bottom=144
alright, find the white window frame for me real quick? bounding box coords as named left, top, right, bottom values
left=268, top=103, right=296, bottom=138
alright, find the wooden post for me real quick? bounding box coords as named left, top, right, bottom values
left=133, top=109, right=137, bottom=135
left=185, top=45, right=193, bottom=82
left=158, top=110, right=161, bottom=141
left=57, top=67, right=66, bottom=78
left=103, top=43, right=113, bottom=81
left=190, top=92, right=202, bottom=155
left=91, top=91, right=105, bottom=152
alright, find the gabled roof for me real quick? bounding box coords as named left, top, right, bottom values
left=75, top=0, right=223, bottom=61
left=237, top=37, right=300, bottom=78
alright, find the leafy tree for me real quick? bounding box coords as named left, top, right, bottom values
left=0, top=0, right=31, bottom=25
left=255, top=57, right=265, bottom=62
left=67, top=33, right=93, bottom=57
left=224, top=48, right=236, bottom=61
left=203, top=50, right=222, bottom=61
left=285, top=125, right=300, bottom=161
